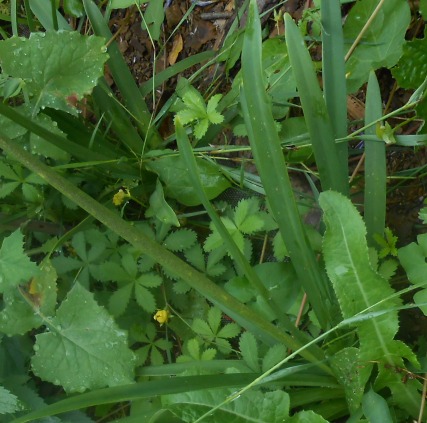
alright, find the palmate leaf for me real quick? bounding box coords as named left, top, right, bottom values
left=0, top=31, right=108, bottom=114
left=0, top=230, right=38, bottom=293
left=31, top=283, right=135, bottom=393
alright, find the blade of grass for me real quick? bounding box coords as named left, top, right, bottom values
left=11, top=373, right=258, bottom=423
left=240, top=0, right=334, bottom=329
left=364, top=71, right=385, bottom=246
left=83, top=0, right=162, bottom=150
left=321, top=0, right=348, bottom=175
left=284, top=13, right=348, bottom=195
left=11, top=0, right=18, bottom=36
left=0, top=132, right=328, bottom=368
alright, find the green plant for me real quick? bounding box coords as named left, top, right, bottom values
left=2, top=0, right=427, bottom=422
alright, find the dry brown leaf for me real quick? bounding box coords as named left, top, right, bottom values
left=168, top=34, right=183, bottom=66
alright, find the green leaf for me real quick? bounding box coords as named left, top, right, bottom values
left=392, top=31, right=427, bottom=89
left=320, top=191, right=416, bottom=394
left=343, top=0, right=410, bottom=93
left=362, top=388, right=393, bottom=422
left=135, top=284, right=156, bottom=312
left=146, top=154, right=231, bottom=206
left=140, top=0, right=164, bottom=42
left=109, top=283, right=133, bottom=316
left=0, top=32, right=108, bottom=114
left=64, top=0, right=85, bottom=17
left=0, top=230, right=38, bottom=293
left=239, top=332, right=260, bottom=372
left=163, top=229, right=197, bottom=252
left=206, top=95, right=224, bottom=125
left=163, top=388, right=290, bottom=422
left=0, top=385, right=21, bottom=415
left=217, top=323, right=240, bottom=339
left=261, top=344, right=287, bottom=373
left=288, top=410, right=329, bottom=423
left=31, top=283, right=135, bottom=393
left=192, top=319, right=213, bottom=338
left=145, top=179, right=180, bottom=227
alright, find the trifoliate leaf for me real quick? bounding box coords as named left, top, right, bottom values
left=0, top=32, right=108, bottom=114
left=31, top=283, right=135, bottom=393
left=0, top=230, right=38, bottom=293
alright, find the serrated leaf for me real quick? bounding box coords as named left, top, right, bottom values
left=238, top=214, right=264, bottom=234
left=173, top=279, right=191, bottom=294
left=201, top=348, right=217, bottom=361
left=186, top=338, right=200, bottom=360
left=109, top=283, right=133, bottom=316
left=0, top=230, right=38, bottom=293
left=239, top=332, right=260, bottom=372
left=181, top=90, right=207, bottom=116
left=184, top=244, right=205, bottom=271
left=194, top=119, right=210, bottom=140
left=32, top=283, right=135, bottom=392
left=217, top=323, right=240, bottom=339
left=163, top=229, right=197, bottom=252
left=0, top=32, right=108, bottom=114
left=0, top=289, right=43, bottom=335
left=192, top=318, right=213, bottom=337
left=320, top=191, right=415, bottom=381
left=261, top=344, right=287, bottom=373
left=343, top=0, right=410, bottom=93
left=0, top=385, right=21, bottom=415
left=135, top=284, right=156, bottom=312
left=207, top=307, right=222, bottom=333
left=163, top=387, right=290, bottom=422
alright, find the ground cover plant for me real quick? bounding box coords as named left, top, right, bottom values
left=2, top=0, right=427, bottom=421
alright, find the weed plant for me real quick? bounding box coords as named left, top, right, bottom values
left=1, top=0, right=427, bottom=421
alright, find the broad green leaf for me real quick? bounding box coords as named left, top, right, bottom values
left=392, top=31, right=427, bottom=89
left=64, top=0, right=84, bottom=17
left=0, top=385, right=21, bottom=414
left=145, top=179, right=180, bottom=227
left=320, top=191, right=418, bottom=409
left=31, top=283, right=135, bottom=393
left=140, top=0, right=164, bottom=41
left=0, top=230, right=38, bottom=293
left=288, top=410, right=329, bottom=423
left=343, top=0, right=410, bottom=93
left=362, top=388, right=393, bottom=422
left=0, top=32, right=108, bottom=114
left=239, top=331, right=260, bottom=372
left=163, top=388, right=290, bottom=422
left=146, top=154, right=231, bottom=206
left=0, top=289, right=43, bottom=335
left=398, top=233, right=427, bottom=315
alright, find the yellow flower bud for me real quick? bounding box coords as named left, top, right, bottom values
left=113, top=188, right=129, bottom=206
left=154, top=309, right=170, bottom=325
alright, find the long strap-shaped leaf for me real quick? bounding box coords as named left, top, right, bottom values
left=285, top=13, right=348, bottom=195
left=0, top=132, right=327, bottom=368
left=321, top=0, right=348, bottom=175
left=364, top=71, right=386, bottom=245
left=240, top=0, right=334, bottom=328
left=83, top=0, right=162, bottom=150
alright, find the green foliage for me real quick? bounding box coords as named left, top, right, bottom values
left=0, top=230, right=38, bottom=292
left=1, top=0, right=426, bottom=421
left=0, top=31, right=108, bottom=114
left=31, top=283, right=136, bottom=393
left=343, top=0, right=410, bottom=93
left=191, top=307, right=240, bottom=354
left=174, top=82, right=224, bottom=140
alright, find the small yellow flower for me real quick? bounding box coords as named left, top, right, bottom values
left=113, top=188, right=130, bottom=206
left=154, top=309, right=170, bottom=326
